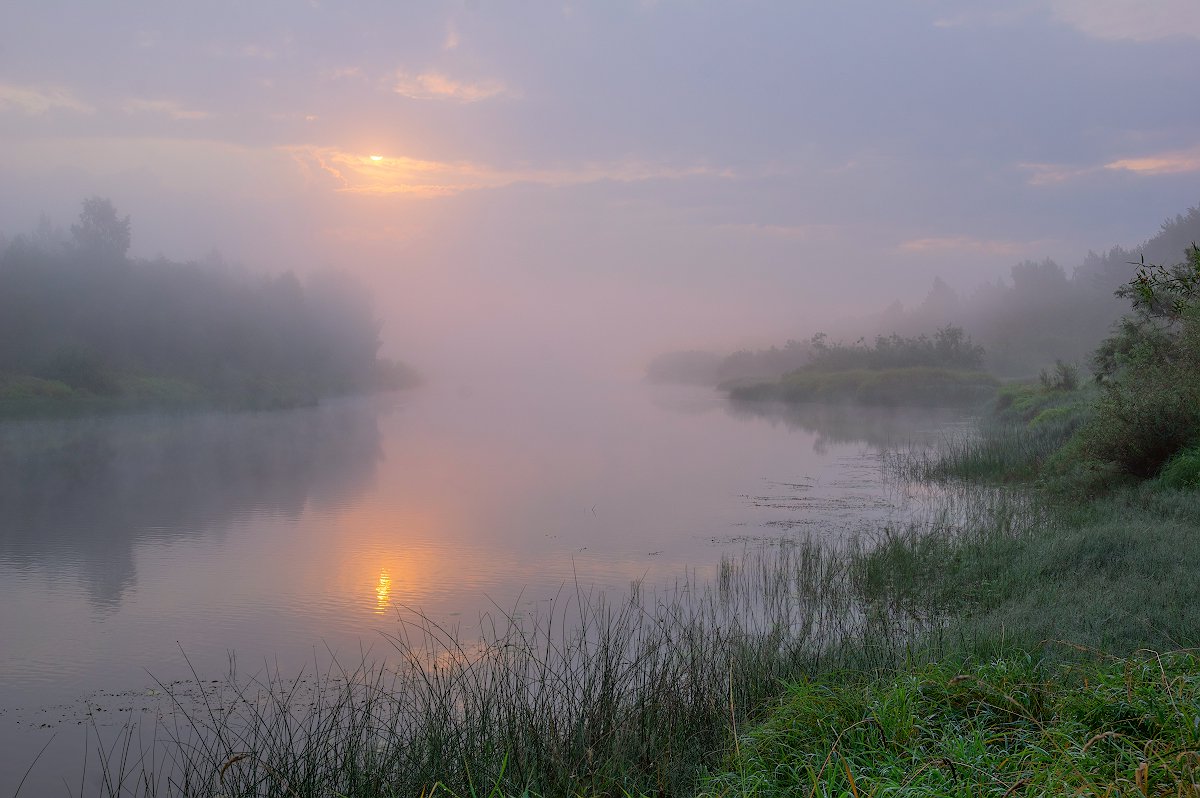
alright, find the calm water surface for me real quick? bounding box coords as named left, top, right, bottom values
left=0, top=379, right=967, bottom=793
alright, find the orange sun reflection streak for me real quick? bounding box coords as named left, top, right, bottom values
left=374, top=568, right=392, bottom=614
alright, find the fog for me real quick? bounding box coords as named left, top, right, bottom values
left=2, top=2, right=1199, bottom=384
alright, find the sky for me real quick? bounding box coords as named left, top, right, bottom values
left=2, top=1, right=1199, bottom=380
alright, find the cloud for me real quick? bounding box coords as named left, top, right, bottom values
left=1103, top=144, right=1200, bottom=176
left=715, top=222, right=840, bottom=240
left=444, top=21, right=460, bottom=50
left=281, top=145, right=730, bottom=197
left=392, top=70, right=511, bottom=102
left=122, top=98, right=211, bottom=121
left=1018, top=161, right=1096, bottom=186
left=0, top=83, right=92, bottom=115
left=323, top=66, right=364, bottom=81
left=1049, top=0, right=1200, bottom=41
left=932, top=5, right=1040, bottom=30
left=930, top=2, right=1200, bottom=41
left=1020, top=142, right=1200, bottom=185
left=898, top=235, right=1032, bottom=256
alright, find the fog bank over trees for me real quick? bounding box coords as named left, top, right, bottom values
left=649, top=206, right=1200, bottom=385
left=877, top=206, right=1200, bottom=377
left=0, top=198, right=418, bottom=412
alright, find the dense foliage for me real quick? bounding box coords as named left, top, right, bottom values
left=650, top=207, right=1200, bottom=385
left=730, top=366, right=998, bottom=407
left=0, top=198, right=417, bottom=412
left=646, top=340, right=813, bottom=385
left=905, top=244, right=1200, bottom=489
left=806, top=325, right=984, bottom=371
left=725, top=326, right=994, bottom=407
left=1072, top=244, right=1200, bottom=478
left=887, top=207, right=1200, bottom=376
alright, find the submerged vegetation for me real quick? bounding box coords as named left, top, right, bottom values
left=0, top=198, right=418, bottom=417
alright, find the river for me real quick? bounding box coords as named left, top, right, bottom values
left=0, top=379, right=969, bottom=795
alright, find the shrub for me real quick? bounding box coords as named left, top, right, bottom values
left=43, top=348, right=121, bottom=396
left=1039, top=359, right=1079, bottom=391
left=1074, top=311, right=1200, bottom=478
left=1157, top=445, right=1200, bottom=489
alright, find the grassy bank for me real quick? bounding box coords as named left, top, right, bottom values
left=701, top=275, right=1200, bottom=795
left=700, top=458, right=1200, bottom=797
left=0, top=366, right=419, bottom=418
left=702, top=650, right=1200, bottom=797
left=727, top=366, right=999, bottom=407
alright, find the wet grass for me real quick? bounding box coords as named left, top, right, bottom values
left=890, top=382, right=1094, bottom=485
left=701, top=649, right=1200, bottom=797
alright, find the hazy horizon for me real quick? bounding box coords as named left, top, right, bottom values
left=3, top=1, right=1199, bottom=381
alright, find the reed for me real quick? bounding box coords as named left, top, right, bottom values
left=86, top=538, right=914, bottom=797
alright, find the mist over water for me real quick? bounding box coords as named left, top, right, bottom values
left=3, top=4, right=1198, bottom=792
left=0, top=377, right=961, bottom=794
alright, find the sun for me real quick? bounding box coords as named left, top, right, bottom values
left=369, top=154, right=384, bottom=162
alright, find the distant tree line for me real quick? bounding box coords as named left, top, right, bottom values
left=645, top=342, right=812, bottom=386
left=877, top=207, right=1200, bottom=376
left=805, top=326, right=984, bottom=372
left=648, top=205, right=1200, bottom=385
left=0, top=197, right=418, bottom=409
left=646, top=327, right=982, bottom=387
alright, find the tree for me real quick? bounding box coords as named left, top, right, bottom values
left=1120, top=244, right=1200, bottom=325
left=1077, top=245, right=1200, bottom=477
left=1092, top=244, right=1200, bottom=381
left=71, top=196, right=131, bottom=261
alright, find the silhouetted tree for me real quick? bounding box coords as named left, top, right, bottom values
left=71, top=196, right=131, bottom=261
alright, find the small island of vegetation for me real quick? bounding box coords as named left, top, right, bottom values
left=726, top=325, right=999, bottom=407
left=0, top=197, right=418, bottom=417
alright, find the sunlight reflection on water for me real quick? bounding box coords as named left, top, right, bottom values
left=0, top=382, right=972, bottom=793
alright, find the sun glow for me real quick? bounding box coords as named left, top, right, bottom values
left=369, top=154, right=383, bottom=161
left=374, top=568, right=392, bottom=614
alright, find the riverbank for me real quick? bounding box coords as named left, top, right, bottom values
left=726, top=366, right=999, bottom=407
left=0, top=366, right=419, bottom=418
left=702, top=650, right=1200, bottom=797
left=698, top=367, right=1200, bottom=795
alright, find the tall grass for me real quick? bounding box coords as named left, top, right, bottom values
left=88, top=538, right=922, bottom=798
left=890, top=382, right=1093, bottom=485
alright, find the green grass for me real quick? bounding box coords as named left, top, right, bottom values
left=856, top=486, right=1200, bottom=656
left=701, top=650, right=1200, bottom=797
left=893, top=382, right=1095, bottom=485
left=1157, top=444, right=1200, bottom=489
left=728, top=367, right=998, bottom=407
